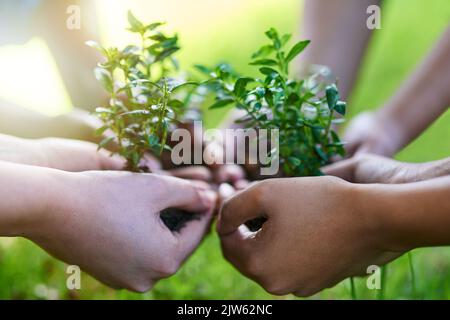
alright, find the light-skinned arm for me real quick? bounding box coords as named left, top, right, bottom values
left=323, top=153, right=450, bottom=184
left=0, top=161, right=216, bottom=291
left=298, top=0, right=379, bottom=100
left=344, top=26, right=450, bottom=157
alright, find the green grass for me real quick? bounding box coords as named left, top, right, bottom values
left=1, top=0, right=450, bottom=299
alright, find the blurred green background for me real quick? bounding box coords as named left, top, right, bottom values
left=0, top=0, right=449, bottom=299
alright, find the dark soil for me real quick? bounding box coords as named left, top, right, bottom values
left=160, top=208, right=201, bottom=232
left=245, top=216, right=268, bottom=232
left=136, top=164, right=201, bottom=233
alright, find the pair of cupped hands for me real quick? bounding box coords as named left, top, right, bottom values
left=20, top=111, right=419, bottom=295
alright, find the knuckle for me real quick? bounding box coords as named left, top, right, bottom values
left=252, top=181, right=272, bottom=205
left=125, top=280, right=153, bottom=293
left=263, top=280, right=290, bottom=296
left=294, top=286, right=318, bottom=298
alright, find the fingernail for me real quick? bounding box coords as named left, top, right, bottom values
left=218, top=183, right=235, bottom=199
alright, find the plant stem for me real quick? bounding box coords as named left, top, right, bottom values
left=408, top=252, right=417, bottom=298
left=350, top=277, right=357, bottom=300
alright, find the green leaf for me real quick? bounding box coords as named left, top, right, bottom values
left=234, top=77, right=254, bottom=97
left=209, top=99, right=235, bottom=110
left=315, top=145, right=328, bottom=162
left=94, top=107, right=114, bottom=114
left=120, top=110, right=150, bottom=116
left=334, top=101, right=346, bottom=116
left=287, top=157, right=301, bottom=167
left=85, top=41, right=107, bottom=55
left=249, top=59, right=278, bottom=66
left=194, top=64, right=212, bottom=75
left=281, top=34, right=292, bottom=46
left=145, top=22, right=164, bottom=31
left=170, top=81, right=199, bottom=93
left=325, top=84, right=339, bottom=110
left=148, top=134, right=159, bottom=147
left=169, top=99, right=184, bottom=109
left=251, top=45, right=274, bottom=59
left=331, top=131, right=341, bottom=143
left=130, top=79, right=162, bottom=91
left=95, top=125, right=109, bottom=136
left=285, top=40, right=310, bottom=63
left=259, top=67, right=279, bottom=76
left=265, top=28, right=279, bottom=41
left=154, top=46, right=180, bottom=62
left=94, top=68, right=113, bottom=93
left=98, top=136, right=114, bottom=150
left=127, top=11, right=144, bottom=32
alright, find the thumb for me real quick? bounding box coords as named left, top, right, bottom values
left=176, top=208, right=214, bottom=263
left=217, top=182, right=266, bottom=236
left=322, top=157, right=358, bottom=182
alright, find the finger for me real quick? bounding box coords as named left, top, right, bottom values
left=321, top=158, right=357, bottom=182
left=97, top=150, right=127, bottom=170
left=154, top=175, right=217, bottom=213
left=141, top=153, right=162, bottom=172
left=175, top=208, right=214, bottom=262
left=218, top=183, right=236, bottom=201
left=189, top=179, right=213, bottom=190
left=214, top=164, right=246, bottom=183
left=167, top=166, right=212, bottom=182
left=219, top=226, right=255, bottom=274
left=217, top=182, right=266, bottom=236
left=344, top=140, right=361, bottom=158
left=234, top=179, right=251, bottom=190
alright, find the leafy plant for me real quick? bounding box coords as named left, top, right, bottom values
left=88, top=11, right=201, bottom=173
left=198, top=28, right=346, bottom=176
left=88, top=12, right=204, bottom=231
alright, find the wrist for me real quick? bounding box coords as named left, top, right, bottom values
left=0, top=163, right=70, bottom=238
left=23, top=169, right=82, bottom=241
left=0, top=134, right=47, bottom=167
left=373, top=108, right=407, bottom=154
left=351, top=182, right=413, bottom=252
left=355, top=178, right=450, bottom=252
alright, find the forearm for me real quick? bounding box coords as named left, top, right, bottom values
left=299, top=0, right=378, bottom=99
left=0, top=161, right=62, bottom=237
left=0, top=102, right=102, bottom=143
left=0, top=134, right=46, bottom=166
left=360, top=176, right=450, bottom=251
left=35, top=0, right=106, bottom=110
left=376, top=26, right=450, bottom=150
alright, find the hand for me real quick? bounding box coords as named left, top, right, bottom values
left=323, top=154, right=450, bottom=184
left=166, top=121, right=246, bottom=184
left=217, top=177, right=403, bottom=296
left=322, top=153, right=420, bottom=184
left=343, top=111, right=404, bottom=157
left=26, top=171, right=216, bottom=292
left=0, top=134, right=126, bottom=172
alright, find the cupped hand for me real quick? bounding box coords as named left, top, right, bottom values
left=217, top=177, right=403, bottom=297
left=322, top=153, right=423, bottom=184
left=343, top=111, right=403, bottom=158
left=27, top=171, right=216, bottom=292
